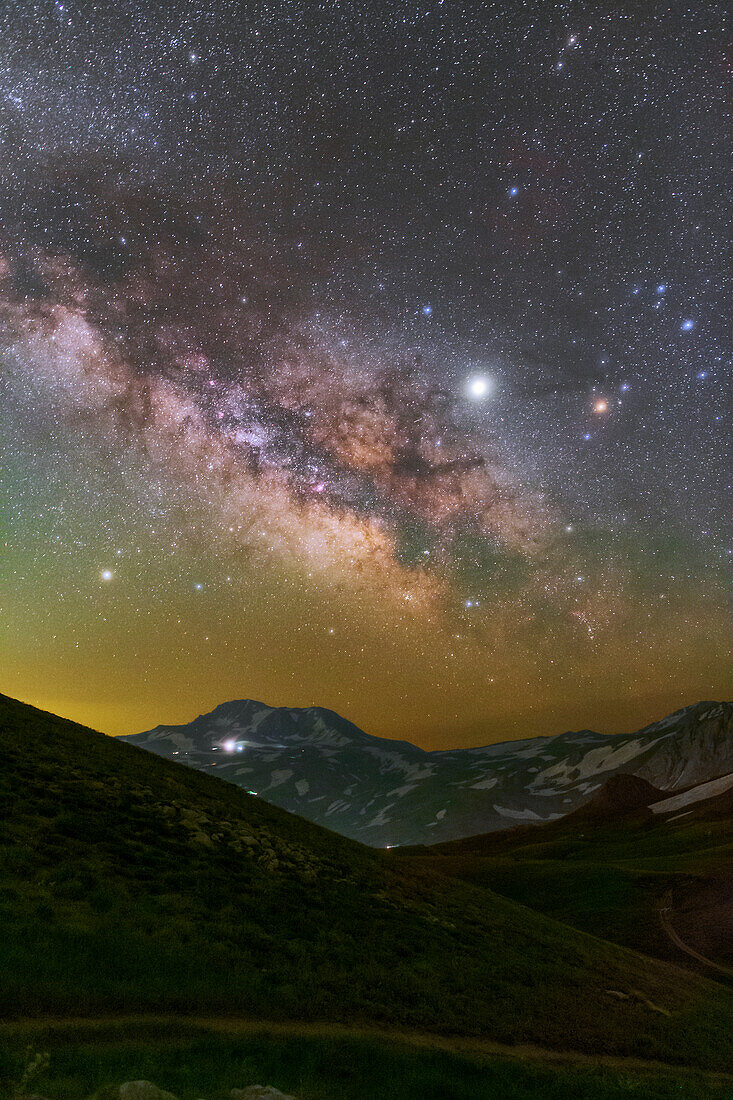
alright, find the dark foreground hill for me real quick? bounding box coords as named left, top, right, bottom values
left=1, top=693, right=733, bottom=1072
left=398, top=770, right=733, bottom=976
left=564, top=773, right=665, bottom=821
left=122, top=699, right=733, bottom=846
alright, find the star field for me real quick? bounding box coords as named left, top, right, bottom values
left=0, top=1, right=729, bottom=744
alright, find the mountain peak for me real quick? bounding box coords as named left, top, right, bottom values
left=124, top=698, right=733, bottom=847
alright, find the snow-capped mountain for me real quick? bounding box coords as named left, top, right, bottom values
left=122, top=700, right=732, bottom=847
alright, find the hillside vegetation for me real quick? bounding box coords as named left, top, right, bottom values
left=399, top=782, right=733, bottom=970
left=1, top=693, right=732, bottom=1074
left=1, top=1020, right=732, bottom=1100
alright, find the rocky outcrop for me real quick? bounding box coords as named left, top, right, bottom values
left=115, top=1085, right=297, bottom=1100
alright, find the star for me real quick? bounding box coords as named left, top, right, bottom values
left=467, top=376, right=493, bottom=399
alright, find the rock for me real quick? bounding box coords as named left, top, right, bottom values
left=229, top=1087, right=297, bottom=1100
left=118, top=1082, right=179, bottom=1100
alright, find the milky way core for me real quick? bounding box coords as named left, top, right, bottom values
left=0, top=2, right=729, bottom=744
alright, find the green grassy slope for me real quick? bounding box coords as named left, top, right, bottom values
left=398, top=802, right=733, bottom=968
left=1, top=693, right=732, bottom=1071
left=1, top=1021, right=732, bottom=1100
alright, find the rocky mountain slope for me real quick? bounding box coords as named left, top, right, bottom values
left=123, top=700, right=732, bottom=846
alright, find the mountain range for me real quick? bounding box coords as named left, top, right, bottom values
left=123, top=699, right=732, bottom=846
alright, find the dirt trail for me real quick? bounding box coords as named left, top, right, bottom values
left=1, top=1015, right=732, bottom=1083
left=659, top=891, right=733, bottom=978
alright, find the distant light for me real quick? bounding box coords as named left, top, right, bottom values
left=467, top=375, right=492, bottom=399
left=620, top=382, right=630, bottom=392
left=593, top=399, right=608, bottom=413
left=656, top=284, right=666, bottom=294
left=194, top=582, right=203, bottom=590
left=583, top=432, right=592, bottom=441
left=421, top=304, right=433, bottom=316
left=100, top=569, right=114, bottom=581
left=223, top=739, right=237, bottom=753
left=509, top=185, right=519, bottom=196
left=681, top=319, right=695, bottom=331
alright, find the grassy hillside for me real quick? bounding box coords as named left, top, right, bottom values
left=1, top=693, right=732, bottom=1074
left=1, top=1020, right=732, bottom=1100
left=398, top=795, right=733, bottom=971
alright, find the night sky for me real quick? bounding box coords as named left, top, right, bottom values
left=1, top=1, right=729, bottom=746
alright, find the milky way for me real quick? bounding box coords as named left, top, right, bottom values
left=0, top=2, right=729, bottom=744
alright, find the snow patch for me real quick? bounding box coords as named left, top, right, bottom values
left=267, top=768, right=293, bottom=789
left=493, top=805, right=543, bottom=820
left=325, top=799, right=352, bottom=816
left=387, top=782, right=419, bottom=798
left=530, top=739, right=645, bottom=787
left=650, top=772, right=733, bottom=815
left=366, top=803, right=396, bottom=828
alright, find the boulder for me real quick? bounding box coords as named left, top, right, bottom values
left=119, top=1082, right=179, bottom=1100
